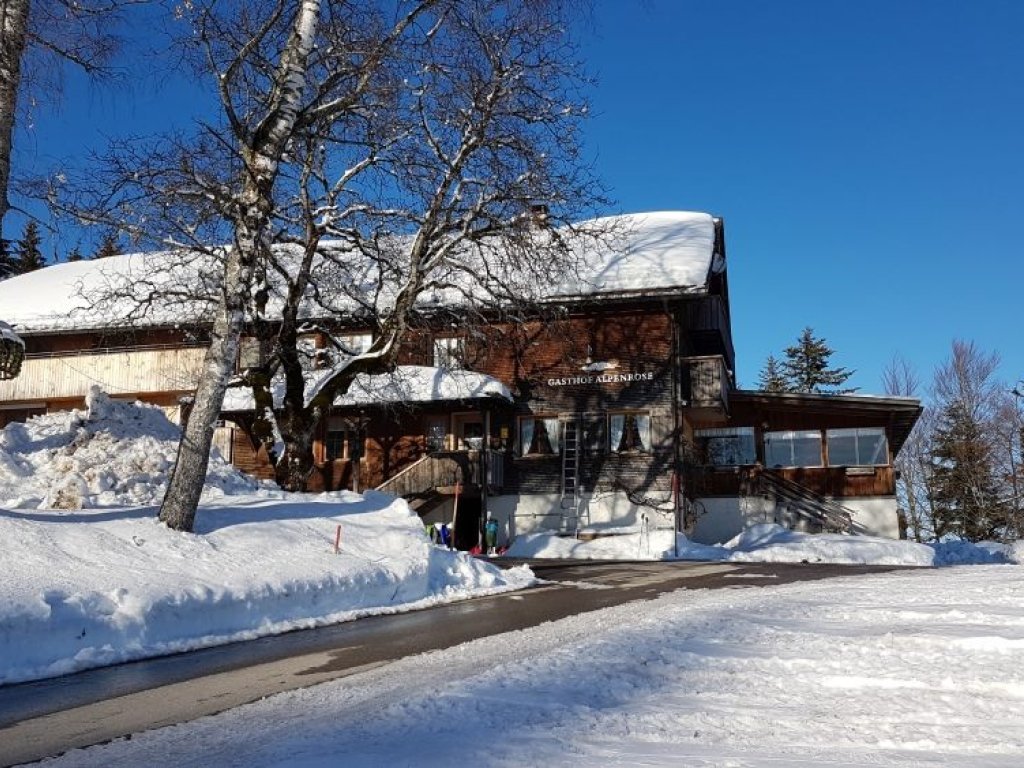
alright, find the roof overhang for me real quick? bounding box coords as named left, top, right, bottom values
left=221, top=365, right=513, bottom=414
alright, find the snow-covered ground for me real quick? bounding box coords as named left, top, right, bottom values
left=48, top=565, right=1024, bottom=767
left=0, top=394, right=533, bottom=685
left=5, top=396, right=1024, bottom=766
left=507, top=525, right=1024, bottom=567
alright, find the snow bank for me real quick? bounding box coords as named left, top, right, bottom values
left=0, top=396, right=534, bottom=685
left=506, top=530, right=727, bottom=561
left=0, top=492, right=534, bottom=685
left=0, top=387, right=255, bottom=509
left=721, top=523, right=935, bottom=565
left=506, top=523, right=1023, bottom=567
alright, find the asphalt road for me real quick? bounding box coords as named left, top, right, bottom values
left=0, top=560, right=904, bottom=766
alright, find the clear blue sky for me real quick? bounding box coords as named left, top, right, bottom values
left=578, top=0, right=1024, bottom=394
left=11, top=0, right=1024, bottom=396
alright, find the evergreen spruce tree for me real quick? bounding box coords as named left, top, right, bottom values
left=65, top=246, right=84, bottom=262
left=780, top=326, right=857, bottom=394
left=757, top=354, right=790, bottom=392
left=13, top=221, right=45, bottom=273
left=0, top=237, right=15, bottom=279
left=930, top=398, right=1003, bottom=541
left=91, top=232, right=120, bottom=259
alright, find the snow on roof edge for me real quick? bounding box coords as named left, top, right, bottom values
left=0, top=211, right=720, bottom=335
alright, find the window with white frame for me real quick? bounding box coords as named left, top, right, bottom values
left=518, top=416, right=561, bottom=456
left=325, top=416, right=363, bottom=461
left=338, top=332, right=372, bottom=357
left=237, top=337, right=264, bottom=371
left=827, top=427, right=889, bottom=466
left=764, top=429, right=822, bottom=467
left=433, top=336, right=464, bottom=369
left=609, top=411, right=651, bottom=453
left=695, top=426, right=756, bottom=466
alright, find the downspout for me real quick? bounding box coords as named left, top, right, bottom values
left=669, top=297, right=683, bottom=558
left=482, top=406, right=490, bottom=550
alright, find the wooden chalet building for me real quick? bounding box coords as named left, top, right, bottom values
left=0, top=212, right=920, bottom=548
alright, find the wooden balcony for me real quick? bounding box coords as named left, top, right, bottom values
left=683, top=355, right=729, bottom=422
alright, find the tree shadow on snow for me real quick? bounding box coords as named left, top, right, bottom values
left=193, top=491, right=401, bottom=534
left=0, top=505, right=158, bottom=524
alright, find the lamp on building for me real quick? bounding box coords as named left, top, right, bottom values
left=0, top=322, right=25, bottom=380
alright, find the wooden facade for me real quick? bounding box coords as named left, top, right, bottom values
left=0, top=212, right=922, bottom=545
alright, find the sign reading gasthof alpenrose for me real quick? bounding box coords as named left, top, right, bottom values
left=546, top=371, right=655, bottom=387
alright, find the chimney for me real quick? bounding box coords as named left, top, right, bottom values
left=529, top=203, right=549, bottom=226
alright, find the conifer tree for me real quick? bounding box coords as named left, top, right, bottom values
left=13, top=220, right=45, bottom=272
left=930, top=398, right=1002, bottom=540
left=928, top=340, right=1006, bottom=541
left=91, top=232, right=120, bottom=259
left=757, top=354, right=790, bottom=392
left=65, top=246, right=84, bottom=262
left=0, top=237, right=15, bottom=278
left=780, top=326, right=856, bottom=394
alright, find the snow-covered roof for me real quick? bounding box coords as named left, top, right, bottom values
left=551, top=211, right=718, bottom=299
left=0, top=212, right=719, bottom=335
left=337, top=365, right=513, bottom=406
left=221, top=365, right=512, bottom=412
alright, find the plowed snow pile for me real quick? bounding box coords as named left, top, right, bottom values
left=0, top=386, right=256, bottom=509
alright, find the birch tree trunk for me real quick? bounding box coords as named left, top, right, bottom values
left=0, top=0, right=30, bottom=241
left=159, top=0, right=323, bottom=531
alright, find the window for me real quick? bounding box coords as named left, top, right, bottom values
left=764, top=430, right=822, bottom=467
left=461, top=421, right=484, bottom=450
left=582, top=416, right=606, bottom=453
left=827, top=427, right=888, bottom=466
left=519, top=416, right=561, bottom=456
left=609, top=412, right=651, bottom=453
left=425, top=418, right=447, bottom=452
left=338, top=332, right=372, bottom=357
left=326, top=417, right=363, bottom=461
left=433, top=336, right=464, bottom=369
left=237, top=337, right=264, bottom=371
left=695, top=427, right=756, bottom=466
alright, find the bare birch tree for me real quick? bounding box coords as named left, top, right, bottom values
left=0, top=0, right=133, bottom=242
left=882, top=355, right=934, bottom=541
left=0, top=0, right=30, bottom=238
left=992, top=388, right=1023, bottom=540
left=50, top=0, right=604, bottom=525
left=241, top=0, right=606, bottom=490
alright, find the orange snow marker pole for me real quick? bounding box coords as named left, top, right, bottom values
left=333, top=524, right=342, bottom=554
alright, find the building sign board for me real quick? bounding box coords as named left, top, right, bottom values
left=546, top=371, right=655, bottom=387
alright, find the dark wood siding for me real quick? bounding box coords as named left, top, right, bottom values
left=686, top=465, right=896, bottom=499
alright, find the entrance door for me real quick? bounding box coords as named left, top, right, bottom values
left=453, top=413, right=484, bottom=451
left=453, top=496, right=483, bottom=550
